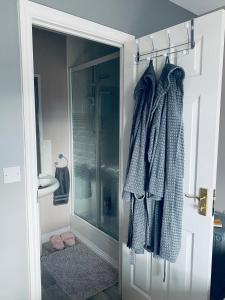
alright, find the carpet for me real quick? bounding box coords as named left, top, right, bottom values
left=41, top=243, right=118, bottom=300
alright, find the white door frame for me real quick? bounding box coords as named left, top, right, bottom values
left=18, top=0, right=135, bottom=299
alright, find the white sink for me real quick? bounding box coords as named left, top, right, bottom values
left=38, top=174, right=59, bottom=198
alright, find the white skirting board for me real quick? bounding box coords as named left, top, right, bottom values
left=70, top=215, right=119, bottom=269
left=41, top=226, right=71, bottom=244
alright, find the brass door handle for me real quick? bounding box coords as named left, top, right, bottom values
left=184, top=194, right=206, bottom=201
left=185, top=188, right=208, bottom=216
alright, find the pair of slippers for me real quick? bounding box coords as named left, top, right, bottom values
left=50, top=232, right=75, bottom=250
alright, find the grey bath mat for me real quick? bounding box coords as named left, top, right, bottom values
left=41, top=243, right=118, bottom=300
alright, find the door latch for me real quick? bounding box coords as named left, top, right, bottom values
left=185, top=188, right=208, bottom=216
left=212, top=189, right=216, bottom=216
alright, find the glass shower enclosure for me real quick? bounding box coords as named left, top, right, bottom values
left=70, top=54, right=119, bottom=240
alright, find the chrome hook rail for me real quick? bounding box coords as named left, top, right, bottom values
left=135, top=19, right=195, bottom=63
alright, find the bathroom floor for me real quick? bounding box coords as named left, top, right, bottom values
left=41, top=241, right=120, bottom=300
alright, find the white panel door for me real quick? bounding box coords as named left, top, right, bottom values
left=121, top=10, right=225, bottom=300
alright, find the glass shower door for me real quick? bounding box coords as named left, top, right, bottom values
left=71, top=56, right=119, bottom=240
left=71, top=67, right=98, bottom=227
left=95, top=59, right=119, bottom=239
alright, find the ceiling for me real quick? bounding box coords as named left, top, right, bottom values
left=169, top=0, right=225, bottom=15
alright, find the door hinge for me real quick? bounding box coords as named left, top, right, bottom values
left=212, top=189, right=216, bottom=216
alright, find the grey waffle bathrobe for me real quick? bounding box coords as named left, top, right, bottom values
left=123, top=61, right=185, bottom=263
left=123, top=61, right=156, bottom=255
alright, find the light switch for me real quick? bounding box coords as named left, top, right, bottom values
left=3, top=166, right=21, bottom=184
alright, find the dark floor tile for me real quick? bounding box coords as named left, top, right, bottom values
left=41, top=247, right=51, bottom=257
left=88, top=285, right=120, bottom=300
left=104, top=285, right=120, bottom=300
left=41, top=242, right=56, bottom=256
left=88, top=292, right=110, bottom=300
left=42, top=284, right=70, bottom=300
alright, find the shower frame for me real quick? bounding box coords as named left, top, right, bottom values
left=69, top=51, right=120, bottom=239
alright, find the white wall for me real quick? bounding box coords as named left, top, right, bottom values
left=33, top=28, right=70, bottom=234
left=0, top=2, right=30, bottom=299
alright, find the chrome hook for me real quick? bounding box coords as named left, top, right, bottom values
left=185, top=22, right=190, bottom=45
left=150, top=35, right=155, bottom=53
left=155, top=49, right=158, bottom=73
left=185, top=22, right=190, bottom=54
left=148, top=35, right=155, bottom=62
left=136, top=40, right=140, bottom=63
left=165, top=30, right=171, bottom=61
left=167, top=30, right=171, bottom=49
